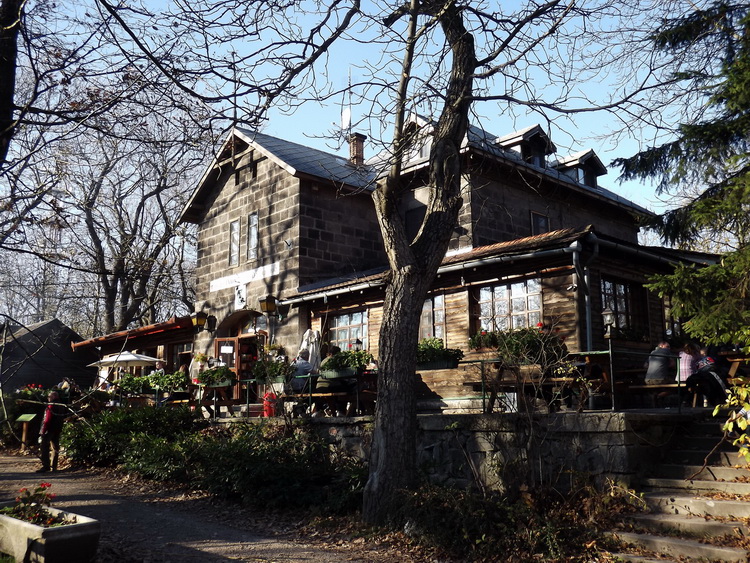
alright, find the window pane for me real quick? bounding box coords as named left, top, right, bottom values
left=527, top=294, right=541, bottom=310
left=512, top=315, right=526, bottom=329
left=511, top=297, right=526, bottom=313
left=527, top=279, right=540, bottom=293
left=510, top=282, right=525, bottom=296
left=229, top=220, right=240, bottom=266
left=528, top=311, right=541, bottom=326
left=247, top=212, right=258, bottom=260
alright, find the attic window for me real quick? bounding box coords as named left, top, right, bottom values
left=531, top=212, right=550, bottom=235
left=229, top=220, right=240, bottom=266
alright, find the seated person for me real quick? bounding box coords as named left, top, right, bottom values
left=290, top=350, right=315, bottom=393
left=644, top=342, right=675, bottom=384
left=315, top=346, right=356, bottom=416
left=686, top=357, right=728, bottom=407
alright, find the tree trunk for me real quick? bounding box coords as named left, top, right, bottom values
left=0, top=0, right=21, bottom=163
left=362, top=0, right=476, bottom=525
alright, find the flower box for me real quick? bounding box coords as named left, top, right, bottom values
left=320, top=368, right=359, bottom=379
left=0, top=502, right=100, bottom=563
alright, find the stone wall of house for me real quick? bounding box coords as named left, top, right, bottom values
left=298, top=181, right=386, bottom=285
left=195, top=151, right=301, bottom=311
left=465, top=166, right=639, bottom=247
left=303, top=412, right=687, bottom=491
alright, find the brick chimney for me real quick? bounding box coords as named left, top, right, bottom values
left=349, top=133, right=366, bottom=166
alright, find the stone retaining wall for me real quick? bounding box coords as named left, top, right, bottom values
left=303, top=411, right=692, bottom=491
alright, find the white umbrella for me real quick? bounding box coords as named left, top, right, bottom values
left=87, top=352, right=162, bottom=368
left=299, top=329, right=321, bottom=372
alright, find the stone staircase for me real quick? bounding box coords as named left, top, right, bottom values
left=608, top=414, right=750, bottom=562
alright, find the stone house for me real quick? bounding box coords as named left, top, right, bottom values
left=178, top=118, right=712, bottom=405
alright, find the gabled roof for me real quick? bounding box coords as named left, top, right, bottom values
left=551, top=149, right=607, bottom=177
left=369, top=116, right=651, bottom=217
left=180, top=128, right=376, bottom=224
left=495, top=124, right=557, bottom=155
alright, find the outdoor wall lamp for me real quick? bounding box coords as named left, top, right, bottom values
left=192, top=311, right=208, bottom=332
left=353, top=338, right=363, bottom=351
left=601, top=307, right=615, bottom=339
left=206, top=315, right=217, bottom=332
left=258, top=295, right=278, bottom=317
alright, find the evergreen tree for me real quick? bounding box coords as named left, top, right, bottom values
left=614, top=3, right=750, bottom=348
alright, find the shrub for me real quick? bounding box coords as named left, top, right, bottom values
left=322, top=350, right=373, bottom=372
left=196, top=365, right=233, bottom=386
left=416, top=338, right=464, bottom=364
left=62, top=406, right=199, bottom=466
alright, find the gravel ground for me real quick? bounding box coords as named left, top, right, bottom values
left=0, top=450, right=433, bottom=562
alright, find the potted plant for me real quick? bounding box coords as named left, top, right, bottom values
left=148, top=370, right=190, bottom=392
left=0, top=483, right=100, bottom=563
left=416, top=337, right=464, bottom=370
left=196, top=365, right=233, bottom=387
left=320, top=349, right=373, bottom=378
left=469, top=330, right=501, bottom=351
left=252, top=357, right=295, bottom=384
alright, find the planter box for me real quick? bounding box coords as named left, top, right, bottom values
left=0, top=503, right=100, bottom=563
left=320, top=368, right=359, bottom=379
left=201, top=379, right=233, bottom=388
left=416, top=360, right=460, bottom=371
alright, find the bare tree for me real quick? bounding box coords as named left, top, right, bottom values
left=3, top=0, right=693, bottom=523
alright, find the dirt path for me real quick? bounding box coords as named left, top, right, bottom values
left=0, top=452, right=426, bottom=562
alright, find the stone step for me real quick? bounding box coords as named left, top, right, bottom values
left=630, top=512, right=750, bottom=537
left=645, top=492, right=750, bottom=519
left=641, top=477, right=750, bottom=496
left=654, top=463, right=750, bottom=481
left=664, top=448, right=739, bottom=466
left=608, top=531, right=749, bottom=562
left=608, top=554, right=677, bottom=563
left=674, top=435, right=729, bottom=451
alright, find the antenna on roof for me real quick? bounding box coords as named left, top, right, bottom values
left=231, top=51, right=238, bottom=167
left=338, top=68, right=353, bottom=139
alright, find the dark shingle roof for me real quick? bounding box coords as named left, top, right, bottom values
left=234, top=128, right=377, bottom=190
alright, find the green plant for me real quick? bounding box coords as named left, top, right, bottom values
left=252, top=357, right=295, bottom=383
left=148, top=370, right=190, bottom=392
left=62, top=406, right=199, bottom=466
left=193, top=352, right=209, bottom=363
left=0, top=483, right=69, bottom=527
left=494, top=327, right=568, bottom=371
left=416, top=338, right=464, bottom=364
left=196, top=365, right=233, bottom=386
left=114, top=373, right=150, bottom=395
left=468, top=330, right=501, bottom=350
left=322, top=350, right=373, bottom=372
left=13, top=383, right=47, bottom=402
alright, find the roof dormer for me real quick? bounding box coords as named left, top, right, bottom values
left=495, top=124, right=556, bottom=168
left=551, top=149, right=607, bottom=188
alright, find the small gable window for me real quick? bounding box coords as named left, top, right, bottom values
left=531, top=212, right=550, bottom=236
left=247, top=212, right=258, bottom=260
left=229, top=220, right=240, bottom=266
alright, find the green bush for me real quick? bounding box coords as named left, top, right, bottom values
left=62, top=406, right=198, bottom=466
left=62, top=411, right=365, bottom=514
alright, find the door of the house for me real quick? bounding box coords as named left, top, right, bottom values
left=214, top=336, right=262, bottom=401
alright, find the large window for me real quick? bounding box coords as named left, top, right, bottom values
left=246, top=212, right=258, bottom=260
left=478, top=279, right=542, bottom=331
left=329, top=311, right=367, bottom=350
left=419, top=294, right=445, bottom=341
left=229, top=219, right=240, bottom=266
left=600, top=277, right=648, bottom=341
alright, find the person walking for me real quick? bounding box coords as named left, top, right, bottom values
left=37, top=390, right=67, bottom=473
